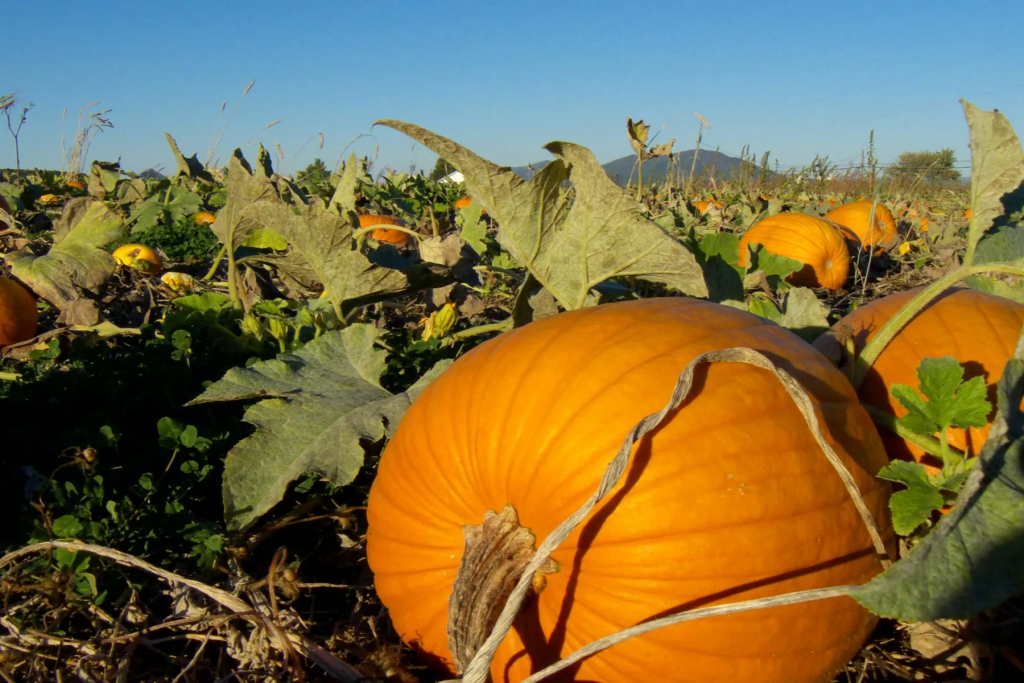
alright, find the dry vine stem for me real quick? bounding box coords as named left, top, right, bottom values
left=0, top=540, right=363, bottom=682
left=447, top=347, right=892, bottom=683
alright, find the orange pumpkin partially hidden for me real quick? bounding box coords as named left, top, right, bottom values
left=814, top=287, right=1024, bottom=473
left=738, top=212, right=851, bottom=289
left=368, top=297, right=892, bottom=683
left=0, top=277, right=38, bottom=348
left=359, top=215, right=410, bottom=246
left=825, top=201, right=898, bottom=250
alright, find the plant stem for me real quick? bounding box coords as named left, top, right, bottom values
left=0, top=371, right=21, bottom=382
left=448, top=319, right=512, bottom=342
left=860, top=403, right=960, bottom=462
left=202, top=245, right=227, bottom=281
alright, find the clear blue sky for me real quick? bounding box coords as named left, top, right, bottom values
left=3, top=0, right=1022, bottom=179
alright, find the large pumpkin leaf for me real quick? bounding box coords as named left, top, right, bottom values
left=189, top=324, right=450, bottom=530
left=211, top=149, right=279, bottom=252
left=962, top=100, right=1024, bottom=265
left=165, top=132, right=215, bottom=183
left=376, top=120, right=707, bottom=309
left=5, top=201, right=125, bottom=308
left=851, top=349, right=1024, bottom=621
left=241, top=193, right=407, bottom=317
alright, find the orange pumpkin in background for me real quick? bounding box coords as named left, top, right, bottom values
left=814, top=287, right=1024, bottom=473
left=359, top=214, right=410, bottom=246
left=825, top=201, right=898, bottom=250
left=368, top=297, right=892, bottom=683
left=738, top=213, right=851, bottom=289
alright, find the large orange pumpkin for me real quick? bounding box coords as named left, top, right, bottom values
left=359, top=214, right=409, bottom=246
left=737, top=213, right=851, bottom=289
left=824, top=202, right=898, bottom=250
left=814, top=287, right=1024, bottom=473
left=0, top=277, right=38, bottom=348
left=368, top=297, right=892, bottom=683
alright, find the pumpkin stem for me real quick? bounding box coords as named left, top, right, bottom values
left=447, top=505, right=557, bottom=675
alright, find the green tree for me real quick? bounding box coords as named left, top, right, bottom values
left=886, top=148, right=961, bottom=183
left=428, top=156, right=454, bottom=181
left=301, top=158, right=329, bottom=184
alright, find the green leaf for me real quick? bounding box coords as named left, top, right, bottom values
left=891, top=357, right=993, bottom=444
left=458, top=204, right=488, bottom=257
left=743, top=243, right=804, bottom=289
left=128, top=186, right=202, bottom=235
left=746, top=292, right=781, bottom=322
left=778, top=287, right=830, bottom=342
left=188, top=325, right=450, bottom=530
left=179, top=425, right=198, bottom=448
left=376, top=120, right=708, bottom=309
left=876, top=460, right=945, bottom=535
left=5, top=201, right=125, bottom=308
left=961, top=100, right=1024, bottom=265
left=851, top=354, right=1024, bottom=620
left=52, top=515, right=84, bottom=538
left=242, top=227, right=289, bottom=250
left=699, top=232, right=741, bottom=266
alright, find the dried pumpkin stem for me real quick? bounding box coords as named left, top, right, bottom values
left=447, top=506, right=556, bottom=673
left=451, top=347, right=889, bottom=683
left=850, top=261, right=1024, bottom=389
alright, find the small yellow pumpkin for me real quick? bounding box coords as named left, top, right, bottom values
left=113, top=244, right=162, bottom=274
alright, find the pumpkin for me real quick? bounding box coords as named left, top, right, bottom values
left=39, top=194, right=60, bottom=205
left=194, top=211, right=217, bottom=226
left=368, top=297, right=892, bottom=683
left=824, top=202, right=898, bottom=250
left=964, top=207, right=972, bottom=221
left=813, top=287, right=1024, bottom=473
left=112, top=244, right=162, bottom=274
left=454, top=196, right=472, bottom=209
left=0, top=277, right=38, bottom=348
left=66, top=180, right=85, bottom=191
left=359, top=214, right=409, bottom=246
left=737, top=213, right=851, bottom=289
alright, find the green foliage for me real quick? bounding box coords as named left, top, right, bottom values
left=853, top=353, right=1024, bottom=621
left=188, top=324, right=450, bottom=530
left=877, top=357, right=991, bottom=535
left=131, top=214, right=219, bottom=262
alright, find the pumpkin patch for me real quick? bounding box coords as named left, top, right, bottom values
left=0, top=95, right=1022, bottom=683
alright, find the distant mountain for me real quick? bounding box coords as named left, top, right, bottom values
left=506, top=149, right=746, bottom=187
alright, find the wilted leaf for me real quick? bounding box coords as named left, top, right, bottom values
left=188, top=325, right=450, bottom=530
left=963, top=274, right=1024, bottom=304
left=329, top=153, right=361, bottom=215
left=242, top=195, right=407, bottom=316
left=851, top=352, right=1024, bottom=620
left=419, top=233, right=466, bottom=267
left=212, top=150, right=278, bottom=252
left=6, top=201, right=125, bottom=308
left=165, top=133, right=215, bottom=183
left=376, top=120, right=708, bottom=309
left=962, top=100, right=1024, bottom=264
left=778, top=287, right=830, bottom=342
left=626, top=117, right=650, bottom=159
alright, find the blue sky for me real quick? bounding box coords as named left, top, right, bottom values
left=3, top=0, right=1022, bottom=179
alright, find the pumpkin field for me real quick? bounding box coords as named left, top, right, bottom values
left=1, top=100, right=1023, bottom=682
